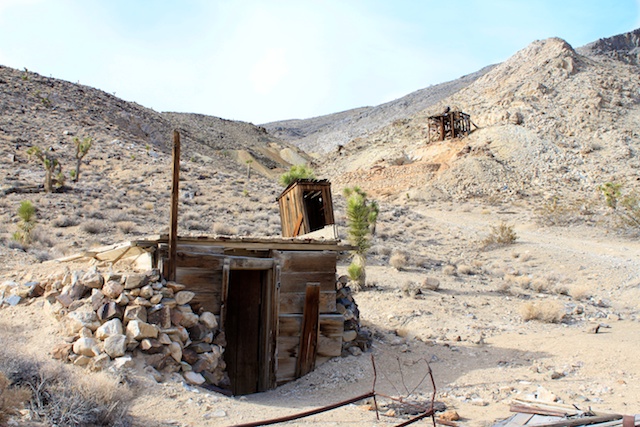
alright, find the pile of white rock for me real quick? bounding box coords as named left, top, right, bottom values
left=39, top=267, right=228, bottom=388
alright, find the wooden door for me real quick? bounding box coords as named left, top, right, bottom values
left=224, top=270, right=263, bottom=395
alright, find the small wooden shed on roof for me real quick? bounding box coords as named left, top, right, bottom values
left=277, top=179, right=335, bottom=238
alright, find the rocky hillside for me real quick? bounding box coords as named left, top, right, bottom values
left=320, top=30, right=640, bottom=205
left=0, top=65, right=307, bottom=180
left=263, top=65, right=496, bottom=154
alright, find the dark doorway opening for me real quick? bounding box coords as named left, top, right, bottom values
left=303, top=190, right=326, bottom=232
left=224, top=269, right=266, bottom=395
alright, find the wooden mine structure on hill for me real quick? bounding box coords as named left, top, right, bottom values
left=428, top=110, right=472, bottom=142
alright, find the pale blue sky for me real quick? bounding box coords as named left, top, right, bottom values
left=0, top=0, right=638, bottom=123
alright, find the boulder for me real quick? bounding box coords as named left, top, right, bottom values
left=81, top=269, right=104, bottom=289
left=90, top=290, right=106, bottom=311
left=102, top=280, right=124, bottom=299
left=148, top=305, right=171, bottom=329
left=166, top=282, right=186, bottom=292
left=26, top=282, right=45, bottom=298
left=148, top=293, right=162, bottom=305
left=95, top=318, right=124, bottom=340
left=112, top=355, right=134, bottom=369
left=96, top=301, right=123, bottom=322
left=124, top=274, right=148, bottom=290
left=104, top=334, right=127, bottom=358
left=72, top=337, right=100, bottom=357
left=124, top=305, right=147, bottom=324
left=187, top=323, right=209, bottom=341
left=51, top=342, right=73, bottom=360
left=192, top=351, right=220, bottom=373
left=175, top=291, right=195, bottom=305
left=90, top=353, right=111, bottom=371
left=126, top=320, right=159, bottom=340
left=67, top=310, right=100, bottom=333
left=139, top=285, right=154, bottom=299
left=158, top=333, right=172, bottom=345
left=180, top=312, right=199, bottom=328
left=140, top=338, right=164, bottom=354
left=199, top=312, right=218, bottom=329
left=169, top=342, right=182, bottom=362
left=184, top=371, right=206, bottom=385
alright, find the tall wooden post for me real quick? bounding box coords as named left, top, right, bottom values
left=168, top=130, right=180, bottom=281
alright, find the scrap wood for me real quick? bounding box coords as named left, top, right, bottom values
left=510, top=398, right=583, bottom=417
left=524, top=414, right=623, bottom=427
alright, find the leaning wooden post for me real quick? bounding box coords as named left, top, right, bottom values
left=168, top=130, right=180, bottom=282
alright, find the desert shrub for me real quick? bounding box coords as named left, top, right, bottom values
left=457, top=264, right=475, bottom=275
left=599, top=182, right=640, bottom=231
left=30, top=227, right=55, bottom=248
left=520, top=300, right=565, bottom=323
left=442, top=265, right=456, bottom=276
left=279, top=164, right=316, bottom=187
left=536, top=196, right=592, bottom=226
left=82, top=220, right=107, bottom=234
left=52, top=215, right=79, bottom=228
left=389, top=251, right=408, bottom=270
left=531, top=278, right=551, bottom=293
left=482, top=222, right=517, bottom=248
left=0, top=355, right=132, bottom=427
left=116, top=221, right=137, bottom=234
left=569, top=285, right=591, bottom=301
left=213, top=223, right=237, bottom=235
left=0, top=372, right=30, bottom=425
left=86, top=210, right=105, bottom=220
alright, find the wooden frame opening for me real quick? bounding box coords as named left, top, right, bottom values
left=222, top=259, right=278, bottom=395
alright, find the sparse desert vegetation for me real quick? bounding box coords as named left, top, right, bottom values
left=1, top=27, right=640, bottom=427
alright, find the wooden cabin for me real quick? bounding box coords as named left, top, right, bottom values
left=154, top=236, right=346, bottom=395
left=277, top=180, right=335, bottom=238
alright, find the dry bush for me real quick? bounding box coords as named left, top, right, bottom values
left=142, top=202, right=154, bottom=210
left=482, top=222, right=518, bottom=248
left=442, top=265, right=456, bottom=276
left=531, top=278, right=551, bottom=293
left=82, top=220, right=107, bottom=234
left=520, top=300, right=565, bottom=323
left=52, top=215, right=79, bottom=228
left=401, top=281, right=421, bottom=298
left=569, top=285, right=591, bottom=301
left=0, top=355, right=133, bottom=427
left=0, top=372, right=30, bottom=425
left=390, top=251, right=408, bottom=270
left=457, top=264, right=475, bottom=275
left=116, top=221, right=137, bottom=234
left=536, top=196, right=594, bottom=226
left=213, top=223, right=238, bottom=235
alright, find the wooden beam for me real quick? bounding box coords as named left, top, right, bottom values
left=167, top=130, right=180, bottom=281
left=296, top=283, right=320, bottom=378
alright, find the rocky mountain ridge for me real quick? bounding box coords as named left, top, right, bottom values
left=263, top=65, right=496, bottom=155
left=319, top=30, right=640, bottom=205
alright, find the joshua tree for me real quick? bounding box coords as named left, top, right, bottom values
left=343, top=186, right=379, bottom=289
left=13, top=200, right=36, bottom=244
left=71, top=136, right=92, bottom=182
left=27, top=146, right=63, bottom=192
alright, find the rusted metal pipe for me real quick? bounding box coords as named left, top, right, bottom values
left=227, top=392, right=375, bottom=427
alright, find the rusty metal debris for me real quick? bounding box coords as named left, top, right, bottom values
left=228, top=355, right=440, bottom=427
